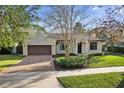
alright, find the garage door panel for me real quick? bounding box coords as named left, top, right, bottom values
left=28, top=45, right=51, bottom=55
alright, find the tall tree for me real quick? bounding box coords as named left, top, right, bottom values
left=92, top=6, right=124, bottom=53
left=0, top=5, right=41, bottom=48
left=42, top=5, right=88, bottom=59
left=73, top=22, right=85, bottom=33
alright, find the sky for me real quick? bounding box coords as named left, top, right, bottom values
left=36, top=5, right=124, bottom=31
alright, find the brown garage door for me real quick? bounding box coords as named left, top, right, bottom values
left=28, top=45, right=51, bottom=55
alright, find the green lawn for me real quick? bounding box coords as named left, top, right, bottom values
left=57, top=72, right=124, bottom=88
left=89, top=55, right=124, bottom=68
left=0, top=55, right=23, bottom=71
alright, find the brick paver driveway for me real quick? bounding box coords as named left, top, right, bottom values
left=0, top=55, right=63, bottom=88
left=1, top=55, right=54, bottom=73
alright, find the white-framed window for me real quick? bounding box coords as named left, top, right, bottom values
left=90, top=42, right=97, bottom=50
left=60, top=43, right=65, bottom=50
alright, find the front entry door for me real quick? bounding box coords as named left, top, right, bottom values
left=78, top=42, right=82, bottom=54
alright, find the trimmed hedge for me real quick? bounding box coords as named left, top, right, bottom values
left=55, top=55, right=86, bottom=68
left=107, top=46, right=124, bottom=53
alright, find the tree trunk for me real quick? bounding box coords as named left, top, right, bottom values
left=64, top=40, right=70, bottom=60
left=65, top=47, right=69, bottom=60
left=84, top=54, right=90, bottom=68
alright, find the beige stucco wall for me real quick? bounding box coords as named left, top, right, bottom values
left=23, top=31, right=103, bottom=56
left=23, top=32, right=56, bottom=56
left=28, top=33, right=56, bottom=45
left=82, top=42, right=87, bottom=53
left=86, top=41, right=103, bottom=54
left=56, top=41, right=76, bottom=54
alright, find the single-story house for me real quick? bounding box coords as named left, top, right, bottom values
left=12, top=30, right=104, bottom=56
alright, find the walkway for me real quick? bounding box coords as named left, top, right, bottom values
left=56, top=66, right=124, bottom=77
left=1, top=66, right=124, bottom=87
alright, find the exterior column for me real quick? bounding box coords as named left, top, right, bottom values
left=75, top=40, right=78, bottom=54
left=52, top=44, right=56, bottom=55
left=23, top=44, right=28, bottom=56
left=85, top=41, right=89, bottom=54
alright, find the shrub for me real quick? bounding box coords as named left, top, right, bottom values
left=87, top=53, right=103, bottom=59
left=55, top=56, right=86, bottom=68
left=87, top=52, right=113, bottom=59
left=107, top=46, right=124, bottom=53
left=0, top=47, right=13, bottom=54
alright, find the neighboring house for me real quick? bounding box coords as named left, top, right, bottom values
left=13, top=30, right=103, bottom=56
left=115, top=32, right=124, bottom=47
left=90, top=27, right=124, bottom=48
